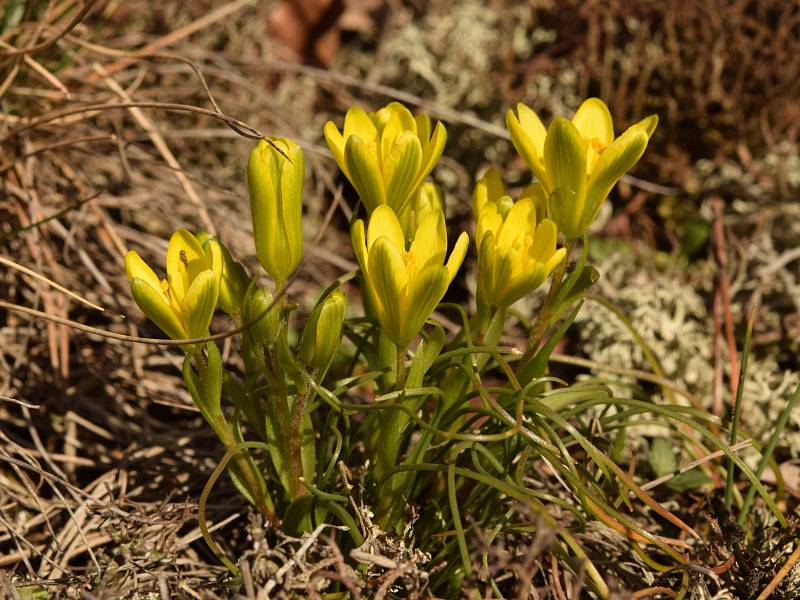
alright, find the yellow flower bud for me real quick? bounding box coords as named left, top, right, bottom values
left=243, top=286, right=281, bottom=349
left=298, top=288, right=346, bottom=370
left=473, top=171, right=566, bottom=309
left=324, top=102, right=447, bottom=234
left=506, top=98, right=657, bottom=239
left=247, top=138, right=304, bottom=284
left=351, top=205, right=468, bottom=348
left=124, top=229, right=222, bottom=346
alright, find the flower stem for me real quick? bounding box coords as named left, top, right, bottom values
left=518, top=240, right=572, bottom=371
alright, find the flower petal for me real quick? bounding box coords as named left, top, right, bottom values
left=383, top=132, right=423, bottom=217
left=130, top=277, right=187, bottom=340
left=544, top=117, right=588, bottom=240
left=350, top=219, right=369, bottom=272
left=637, top=114, right=659, bottom=138
left=367, top=236, right=408, bottom=344
left=367, top=205, right=405, bottom=253
left=409, top=209, right=446, bottom=270
left=497, top=197, right=534, bottom=249
left=520, top=182, right=549, bottom=223
left=125, top=250, right=165, bottom=299
left=506, top=104, right=548, bottom=185
left=415, top=121, right=447, bottom=190
left=343, top=106, right=377, bottom=141
left=167, top=229, right=207, bottom=300
left=571, top=97, right=614, bottom=172
left=581, top=123, right=649, bottom=232
left=184, top=269, right=219, bottom=339
left=529, top=218, right=558, bottom=263
left=323, top=121, right=348, bottom=177
left=401, top=264, right=449, bottom=348
left=344, top=135, right=386, bottom=212
left=472, top=167, right=505, bottom=216
left=445, top=231, right=469, bottom=283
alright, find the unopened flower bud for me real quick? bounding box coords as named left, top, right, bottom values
left=243, top=286, right=281, bottom=348
left=247, top=138, right=304, bottom=283
left=298, top=289, right=346, bottom=370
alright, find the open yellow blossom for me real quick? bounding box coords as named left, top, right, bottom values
left=506, top=98, right=658, bottom=239
left=473, top=169, right=566, bottom=309
left=351, top=205, right=468, bottom=348
left=125, top=229, right=222, bottom=344
left=324, top=102, right=447, bottom=233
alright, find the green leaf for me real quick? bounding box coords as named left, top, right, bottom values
left=283, top=495, right=316, bottom=536
left=649, top=438, right=677, bottom=478
left=667, top=469, right=711, bottom=493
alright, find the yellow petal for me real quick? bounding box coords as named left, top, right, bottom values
left=545, top=247, right=567, bottom=274
left=343, top=106, right=377, bottom=141
left=184, top=269, right=219, bottom=339
left=323, top=121, right=348, bottom=178
left=544, top=117, right=588, bottom=240
left=582, top=124, right=649, bottom=233
left=637, top=114, right=659, bottom=138
left=529, top=218, right=558, bottom=263
left=125, top=250, right=165, bottom=299
left=345, top=136, right=386, bottom=212
left=383, top=132, right=423, bottom=217
left=367, top=236, right=408, bottom=344
left=500, top=264, right=547, bottom=307
left=476, top=203, right=502, bottom=244
left=520, top=182, right=549, bottom=224
left=408, top=209, right=446, bottom=269
left=472, top=167, right=505, bottom=216
left=497, top=198, right=534, bottom=249
left=414, top=121, right=447, bottom=190
left=351, top=219, right=369, bottom=272
left=571, top=98, right=614, bottom=172
left=506, top=106, right=548, bottom=186
left=401, top=264, right=449, bottom=348
left=445, top=231, right=469, bottom=283
left=385, top=102, right=417, bottom=133
left=486, top=244, right=518, bottom=307
left=415, top=113, right=432, bottom=143
left=130, top=277, right=187, bottom=340
left=367, top=205, right=405, bottom=253
left=166, top=229, right=208, bottom=300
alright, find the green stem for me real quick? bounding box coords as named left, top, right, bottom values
left=191, top=353, right=277, bottom=522
left=395, top=344, right=407, bottom=391
left=518, top=240, right=572, bottom=371
left=724, top=310, right=754, bottom=511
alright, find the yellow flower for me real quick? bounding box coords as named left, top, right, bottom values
left=473, top=169, right=566, bottom=309
left=125, top=229, right=222, bottom=344
left=351, top=205, right=468, bottom=348
left=324, top=102, right=447, bottom=232
left=248, top=137, right=304, bottom=284
left=506, top=98, right=658, bottom=239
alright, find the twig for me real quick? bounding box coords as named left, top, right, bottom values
left=755, top=543, right=800, bottom=600
left=93, top=63, right=215, bottom=233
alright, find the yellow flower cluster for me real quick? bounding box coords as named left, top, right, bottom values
left=126, top=98, right=655, bottom=351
